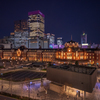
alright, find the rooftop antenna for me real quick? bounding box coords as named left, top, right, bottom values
left=71, top=35, right=72, bottom=40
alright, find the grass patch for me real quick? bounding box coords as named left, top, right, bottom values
left=3, top=72, right=12, bottom=75
left=0, top=66, right=4, bottom=69
left=34, top=78, right=41, bottom=80
left=42, top=69, right=47, bottom=71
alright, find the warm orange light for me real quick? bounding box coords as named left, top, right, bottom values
left=17, top=49, right=21, bottom=57
left=68, top=48, right=71, bottom=52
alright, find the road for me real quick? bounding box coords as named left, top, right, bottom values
left=0, top=95, right=17, bottom=100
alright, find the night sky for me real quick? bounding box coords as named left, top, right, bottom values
left=0, top=0, right=100, bottom=44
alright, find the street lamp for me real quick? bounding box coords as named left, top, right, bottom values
left=3, top=62, right=5, bottom=68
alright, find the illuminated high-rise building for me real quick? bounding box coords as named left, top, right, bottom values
left=28, top=10, right=45, bottom=38
left=14, top=19, right=28, bottom=32
left=81, top=33, right=87, bottom=44
left=57, top=37, right=63, bottom=46
left=47, top=33, right=55, bottom=44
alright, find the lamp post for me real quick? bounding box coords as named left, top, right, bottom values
left=10, top=61, right=12, bottom=66
left=1, top=73, right=3, bottom=93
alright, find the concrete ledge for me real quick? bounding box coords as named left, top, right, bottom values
left=50, top=82, right=63, bottom=93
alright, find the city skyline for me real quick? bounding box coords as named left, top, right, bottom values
left=0, top=0, right=100, bottom=44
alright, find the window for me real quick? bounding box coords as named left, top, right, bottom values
left=67, top=53, right=72, bottom=59
left=80, top=56, right=83, bottom=59
left=80, top=53, right=83, bottom=59
left=80, top=53, right=83, bottom=56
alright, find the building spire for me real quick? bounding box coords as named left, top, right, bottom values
left=71, top=35, right=72, bottom=40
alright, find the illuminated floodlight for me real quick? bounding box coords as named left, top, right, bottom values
left=49, top=44, right=53, bottom=48
left=30, top=82, right=32, bottom=84
left=82, top=43, right=88, bottom=46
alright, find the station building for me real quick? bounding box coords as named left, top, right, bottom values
left=0, top=39, right=100, bottom=66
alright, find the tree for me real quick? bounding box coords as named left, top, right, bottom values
left=48, top=62, right=52, bottom=67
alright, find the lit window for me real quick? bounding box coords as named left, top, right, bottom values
left=80, top=56, right=83, bottom=59
left=90, top=56, right=91, bottom=59
left=67, top=57, right=72, bottom=59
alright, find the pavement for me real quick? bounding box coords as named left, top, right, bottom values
left=0, top=95, right=17, bottom=100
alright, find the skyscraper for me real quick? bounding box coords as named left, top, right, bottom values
left=47, top=33, right=55, bottom=44
left=57, top=37, right=63, bottom=46
left=81, top=33, right=87, bottom=44
left=14, top=19, right=28, bottom=48
left=28, top=10, right=45, bottom=38
left=14, top=19, right=28, bottom=32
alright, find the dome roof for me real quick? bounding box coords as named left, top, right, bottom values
left=64, top=39, right=79, bottom=48
left=67, top=40, right=76, bottom=43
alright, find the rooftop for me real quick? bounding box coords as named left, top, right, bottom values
left=49, top=65, right=96, bottom=75
left=28, top=10, right=45, bottom=17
